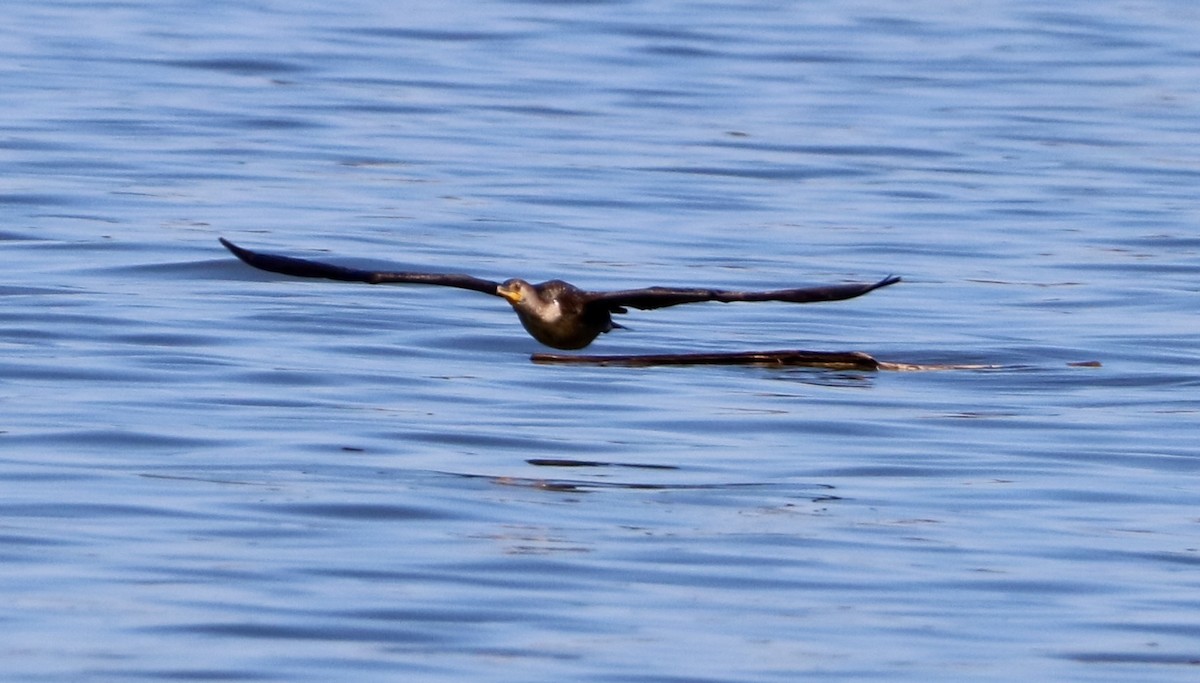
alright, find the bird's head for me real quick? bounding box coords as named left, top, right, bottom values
left=497, top=278, right=536, bottom=306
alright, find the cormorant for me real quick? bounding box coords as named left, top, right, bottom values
left=219, top=238, right=899, bottom=350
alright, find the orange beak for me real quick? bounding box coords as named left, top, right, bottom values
left=497, top=285, right=522, bottom=304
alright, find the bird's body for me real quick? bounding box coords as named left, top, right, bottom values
left=219, top=238, right=899, bottom=350
left=496, top=278, right=622, bottom=350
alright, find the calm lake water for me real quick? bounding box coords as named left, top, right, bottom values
left=3, top=0, right=1199, bottom=680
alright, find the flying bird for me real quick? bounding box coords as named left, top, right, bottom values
left=219, top=238, right=899, bottom=350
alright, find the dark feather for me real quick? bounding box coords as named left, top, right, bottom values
left=219, top=238, right=502, bottom=296
left=585, top=275, right=901, bottom=311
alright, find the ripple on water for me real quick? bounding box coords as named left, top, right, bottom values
left=3, top=1, right=1200, bottom=682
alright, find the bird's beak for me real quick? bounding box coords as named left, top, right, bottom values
left=497, top=285, right=522, bottom=304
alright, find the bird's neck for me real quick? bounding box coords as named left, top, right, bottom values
left=525, top=295, right=563, bottom=322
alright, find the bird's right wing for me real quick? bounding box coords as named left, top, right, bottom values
left=219, top=238, right=502, bottom=296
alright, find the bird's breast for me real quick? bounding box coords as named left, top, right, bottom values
left=540, top=299, right=564, bottom=322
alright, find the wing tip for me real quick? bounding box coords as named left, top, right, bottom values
left=218, top=236, right=253, bottom=262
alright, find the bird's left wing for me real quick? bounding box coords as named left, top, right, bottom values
left=219, top=238, right=502, bottom=296
left=586, top=275, right=901, bottom=311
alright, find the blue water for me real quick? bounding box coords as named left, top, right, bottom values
left=3, top=1, right=1199, bottom=680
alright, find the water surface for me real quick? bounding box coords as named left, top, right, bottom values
left=3, top=1, right=1199, bottom=681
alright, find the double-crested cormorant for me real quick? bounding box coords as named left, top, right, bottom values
left=219, top=238, right=899, bottom=350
